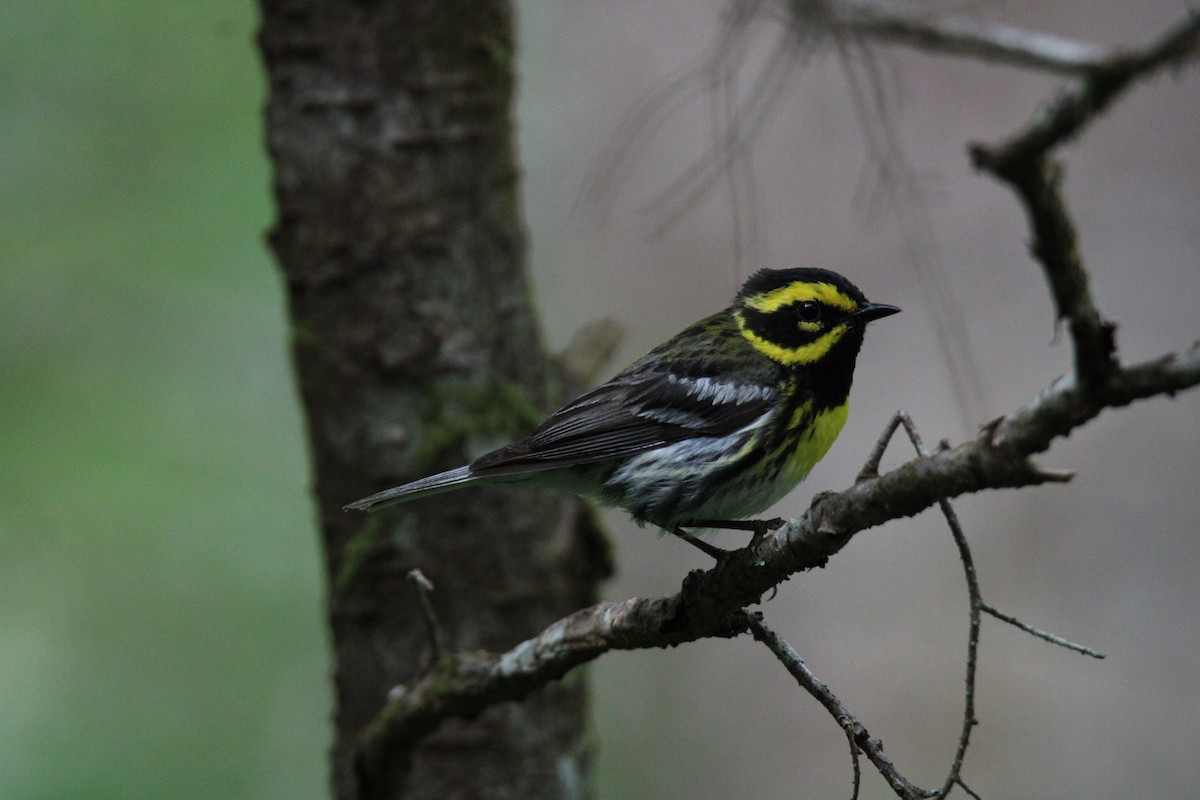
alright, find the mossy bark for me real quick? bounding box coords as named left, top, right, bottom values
left=258, top=2, right=603, bottom=797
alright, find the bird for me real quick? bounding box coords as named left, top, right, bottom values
left=345, top=268, right=899, bottom=557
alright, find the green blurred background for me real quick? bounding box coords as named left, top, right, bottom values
left=1, top=4, right=328, bottom=798
left=4, top=3, right=1198, bottom=799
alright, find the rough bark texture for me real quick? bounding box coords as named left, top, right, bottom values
left=258, top=2, right=605, bottom=798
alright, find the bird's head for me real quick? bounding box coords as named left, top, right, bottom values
left=733, top=268, right=900, bottom=367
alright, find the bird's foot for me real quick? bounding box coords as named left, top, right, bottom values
left=671, top=518, right=785, bottom=559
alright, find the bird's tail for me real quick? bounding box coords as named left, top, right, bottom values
left=343, top=466, right=476, bottom=512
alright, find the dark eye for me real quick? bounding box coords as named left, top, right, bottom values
left=797, top=301, right=820, bottom=322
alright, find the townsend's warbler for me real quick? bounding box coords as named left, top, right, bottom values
left=346, top=268, right=899, bottom=554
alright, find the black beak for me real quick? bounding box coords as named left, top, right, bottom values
left=853, top=302, right=902, bottom=323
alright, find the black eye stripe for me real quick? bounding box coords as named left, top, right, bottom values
left=739, top=307, right=825, bottom=348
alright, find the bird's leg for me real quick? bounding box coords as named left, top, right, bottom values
left=684, top=518, right=785, bottom=536
left=669, top=526, right=733, bottom=560
left=672, top=518, right=785, bottom=559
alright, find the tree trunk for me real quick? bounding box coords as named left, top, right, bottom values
left=258, top=2, right=605, bottom=797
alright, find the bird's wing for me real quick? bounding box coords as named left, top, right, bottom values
left=469, top=367, right=777, bottom=477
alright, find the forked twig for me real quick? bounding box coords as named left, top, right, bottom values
left=861, top=411, right=1104, bottom=797
left=856, top=411, right=905, bottom=482
left=871, top=412, right=981, bottom=798
left=747, top=615, right=928, bottom=800
left=955, top=777, right=986, bottom=800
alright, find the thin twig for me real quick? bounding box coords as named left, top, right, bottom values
left=982, top=603, right=1106, bottom=659
left=955, top=777, right=986, bottom=800
left=856, top=400, right=906, bottom=482
left=799, top=0, right=1110, bottom=75
left=407, top=569, right=444, bottom=662
left=932, top=496, right=981, bottom=799
left=747, top=615, right=929, bottom=800
left=842, top=718, right=862, bottom=800
left=888, top=414, right=981, bottom=800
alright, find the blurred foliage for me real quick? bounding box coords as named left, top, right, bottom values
left=0, top=3, right=329, bottom=798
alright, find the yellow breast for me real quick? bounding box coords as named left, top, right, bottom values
left=778, top=399, right=850, bottom=486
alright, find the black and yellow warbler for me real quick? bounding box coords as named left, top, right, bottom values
left=346, top=269, right=898, bottom=553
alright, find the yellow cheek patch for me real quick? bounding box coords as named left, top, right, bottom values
left=737, top=318, right=850, bottom=365
left=744, top=281, right=858, bottom=314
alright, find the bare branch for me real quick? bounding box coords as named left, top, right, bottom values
left=354, top=343, right=1200, bottom=790
left=971, top=8, right=1200, bottom=165
left=969, top=8, right=1200, bottom=385
left=356, top=341, right=1200, bottom=778
left=748, top=616, right=928, bottom=800
left=355, top=594, right=751, bottom=788
left=973, top=152, right=1117, bottom=387
left=848, top=412, right=1104, bottom=797
left=798, top=0, right=1109, bottom=74
left=884, top=414, right=982, bottom=800
left=856, top=410, right=905, bottom=482
left=991, top=343, right=1200, bottom=456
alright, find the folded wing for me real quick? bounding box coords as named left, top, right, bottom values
left=469, top=367, right=777, bottom=477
